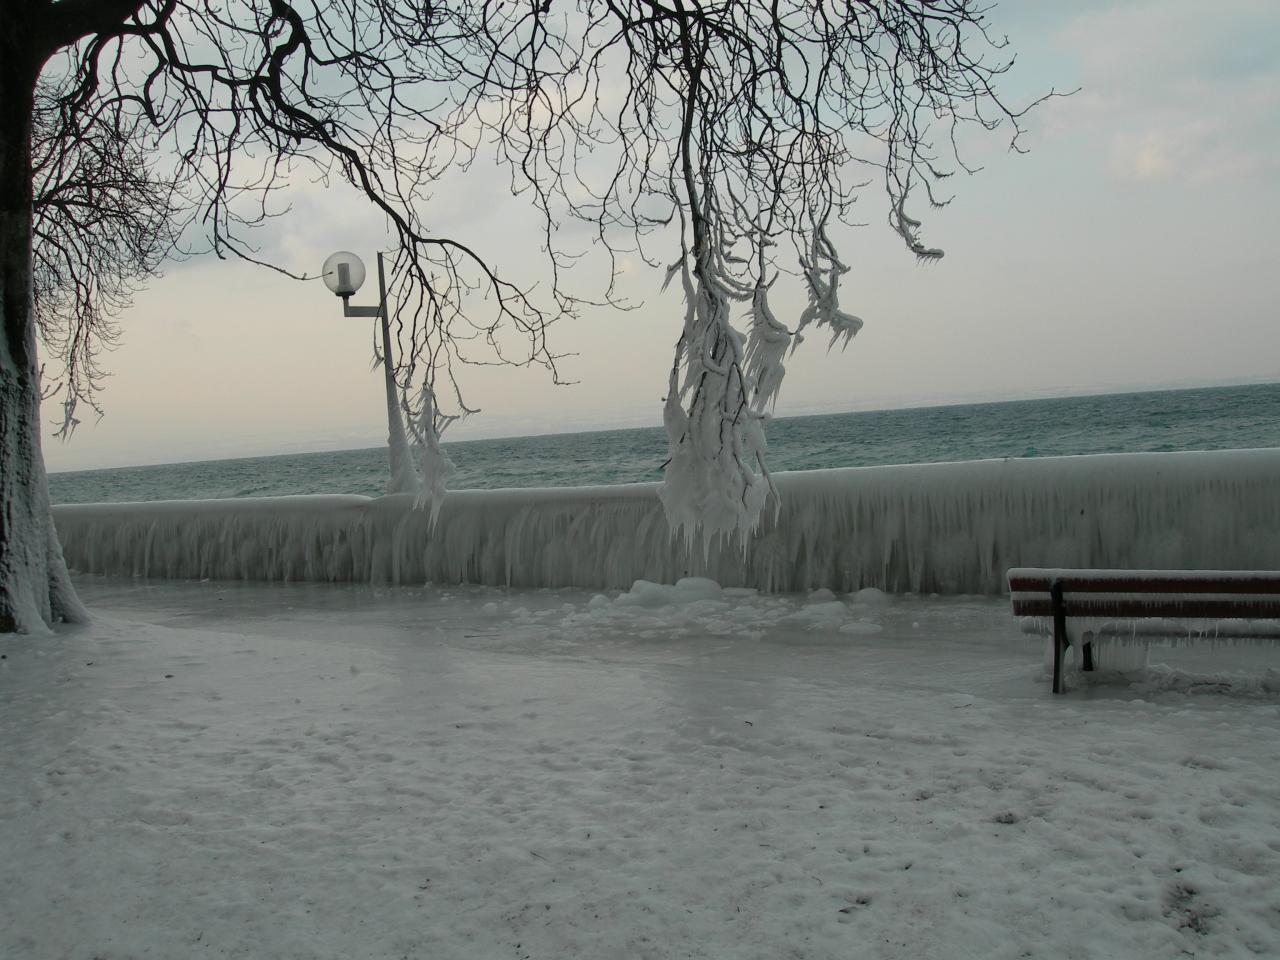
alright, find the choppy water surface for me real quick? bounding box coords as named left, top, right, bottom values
left=49, top=382, right=1280, bottom=504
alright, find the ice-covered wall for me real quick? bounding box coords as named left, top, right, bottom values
left=52, top=450, right=1280, bottom=595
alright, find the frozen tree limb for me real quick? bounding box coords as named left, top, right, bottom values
left=466, top=0, right=1049, bottom=544
left=1, top=0, right=1047, bottom=631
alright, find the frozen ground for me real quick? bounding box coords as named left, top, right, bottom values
left=3, top=578, right=1280, bottom=959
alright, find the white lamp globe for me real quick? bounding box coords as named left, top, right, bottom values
left=322, top=251, right=367, bottom=297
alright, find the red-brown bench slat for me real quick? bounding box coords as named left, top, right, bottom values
left=1008, top=571, right=1280, bottom=595
left=1011, top=597, right=1280, bottom=620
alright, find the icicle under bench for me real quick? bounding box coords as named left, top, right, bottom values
left=1006, top=568, right=1280, bottom=694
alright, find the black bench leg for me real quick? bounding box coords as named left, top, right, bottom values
left=1082, top=639, right=1095, bottom=672
left=1050, top=580, right=1068, bottom=694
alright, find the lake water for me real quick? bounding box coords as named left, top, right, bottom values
left=48, top=382, right=1280, bottom=504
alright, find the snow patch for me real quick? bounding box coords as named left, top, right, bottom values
left=839, top=621, right=885, bottom=636
left=615, top=577, right=725, bottom=607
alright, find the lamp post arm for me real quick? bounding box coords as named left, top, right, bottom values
left=337, top=255, right=384, bottom=317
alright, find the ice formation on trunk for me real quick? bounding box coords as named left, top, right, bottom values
left=408, top=385, right=457, bottom=524
left=52, top=449, right=1280, bottom=596
left=658, top=247, right=772, bottom=550
left=659, top=216, right=867, bottom=549
left=382, top=356, right=422, bottom=499
left=0, top=139, right=89, bottom=633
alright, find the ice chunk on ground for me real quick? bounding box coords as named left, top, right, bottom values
left=672, top=577, right=724, bottom=601
left=615, top=579, right=673, bottom=607
left=615, top=577, right=725, bottom=608
left=792, top=600, right=850, bottom=622
left=839, top=620, right=885, bottom=635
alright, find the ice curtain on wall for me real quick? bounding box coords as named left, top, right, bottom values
left=52, top=450, right=1280, bottom=594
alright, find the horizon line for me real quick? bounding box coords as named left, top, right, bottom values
left=48, top=376, right=1280, bottom=476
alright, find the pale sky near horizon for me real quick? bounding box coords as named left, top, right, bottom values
left=40, top=0, right=1280, bottom=473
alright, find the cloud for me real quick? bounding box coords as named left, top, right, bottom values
left=1046, top=0, right=1280, bottom=184
left=1112, top=130, right=1177, bottom=181
left=1106, top=117, right=1272, bottom=184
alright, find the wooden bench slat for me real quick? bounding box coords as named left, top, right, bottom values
left=1008, top=573, right=1280, bottom=595
left=1012, top=597, right=1280, bottom=620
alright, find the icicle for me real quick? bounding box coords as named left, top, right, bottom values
left=408, top=385, right=458, bottom=524
left=794, top=220, right=864, bottom=351
left=54, top=394, right=81, bottom=442
left=658, top=228, right=771, bottom=552
left=890, top=190, right=944, bottom=261
left=742, top=276, right=790, bottom=412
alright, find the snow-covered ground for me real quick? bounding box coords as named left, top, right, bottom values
left=3, top=578, right=1280, bottom=959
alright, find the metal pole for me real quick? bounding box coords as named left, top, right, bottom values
left=376, top=253, right=417, bottom=495
left=1050, top=579, right=1067, bottom=695
left=377, top=253, right=397, bottom=427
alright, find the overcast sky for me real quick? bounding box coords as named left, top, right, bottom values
left=41, top=0, right=1280, bottom=473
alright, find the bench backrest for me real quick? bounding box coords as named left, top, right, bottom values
left=1007, top=568, right=1280, bottom=620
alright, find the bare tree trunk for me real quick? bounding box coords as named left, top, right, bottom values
left=0, top=38, right=87, bottom=633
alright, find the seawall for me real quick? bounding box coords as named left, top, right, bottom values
left=52, top=450, right=1280, bottom=595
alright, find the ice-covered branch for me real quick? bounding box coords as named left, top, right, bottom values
left=405, top=383, right=458, bottom=524
left=658, top=235, right=772, bottom=550
left=796, top=220, right=865, bottom=351
left=889, top=191, right=946, bottom=262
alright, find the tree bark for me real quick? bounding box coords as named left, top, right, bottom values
left=0, top=30, right=88, bottom=633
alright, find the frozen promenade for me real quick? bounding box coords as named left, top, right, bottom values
left=3, top=578, right=1280, bottom=959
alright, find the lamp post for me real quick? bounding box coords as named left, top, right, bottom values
left=322, top=251, right=420, bottom=495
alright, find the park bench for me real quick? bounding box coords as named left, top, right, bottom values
left=1007, top=568, right=1280, bottom=693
